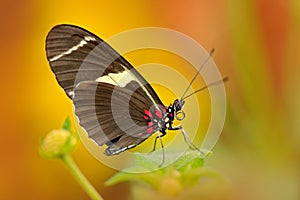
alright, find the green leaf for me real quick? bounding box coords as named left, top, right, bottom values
left=134, top=152, right=166, bottom=171
left=105, top=153, right=165, bottom=186
left=105, top=150, right=209, bottom=189
left=105, top=170, right=140, bottom=186
left=62, top=117, right=71, bottom=131
left=173, top=151, right=204, bottom=172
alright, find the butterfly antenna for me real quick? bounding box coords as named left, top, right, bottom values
left=182, top=76, right=228, bottom=100
left=180, top=49, right=215, bottom=100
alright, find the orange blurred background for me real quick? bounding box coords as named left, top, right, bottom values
left=0, top=0, right=299, bottom=199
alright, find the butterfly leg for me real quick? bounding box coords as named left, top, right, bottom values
left=151, top=130, right=166, bottom=152
left=167, top=125, right=195, bottom=150
left=168, top=124, right=182, bottom=130
left=149, top=131, right=166, bottom=167
left=180, top=128, right=204, bottom=154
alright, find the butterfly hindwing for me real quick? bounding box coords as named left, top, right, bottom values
left=73, top=81, right=161, bottom=155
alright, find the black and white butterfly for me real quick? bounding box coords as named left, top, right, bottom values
left=46, top=24, right=226, bottom=164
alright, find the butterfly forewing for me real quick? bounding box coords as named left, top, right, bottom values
left=46, top=24, right=165, bottom=155
left=46, top=25, right=127, bottom=98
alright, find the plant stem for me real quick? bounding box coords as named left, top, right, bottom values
left=61, top=154, right=103, bottom=200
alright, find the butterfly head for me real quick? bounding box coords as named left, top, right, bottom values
left=173, top=99, right=185, bottom=121
left=174, top=99, right=185, bottom=111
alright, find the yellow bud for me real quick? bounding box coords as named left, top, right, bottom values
left=156, top=169, right=183, bottom=196
left=40, top=129, right=77, bottom=159
left=158, top=176, right=182, bottom=196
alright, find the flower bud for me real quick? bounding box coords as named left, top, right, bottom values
left=40, top=129, right=77, bottom=158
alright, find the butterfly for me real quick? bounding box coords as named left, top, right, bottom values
left=46, top=24, right=227, bottom=165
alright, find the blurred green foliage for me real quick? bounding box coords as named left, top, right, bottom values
left=106, top=151, right=229, bottom=200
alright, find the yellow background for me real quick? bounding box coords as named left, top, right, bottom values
left=1, top=0, right=299, bottom=199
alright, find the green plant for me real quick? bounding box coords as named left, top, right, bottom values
left=39, top=117, right=103, bottom=200
left=106, top=151, right=229, bottom=200
left=39, top=118, right=228, bottom=200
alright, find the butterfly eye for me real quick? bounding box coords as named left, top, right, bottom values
left=174, top=99, right=185, bottom=111
left=175, top=110, right=185, bottom=121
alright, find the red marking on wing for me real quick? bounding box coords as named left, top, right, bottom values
left=148, top=121, right=153, bottom=127
left=137, top=133, right=143, bottom=137
left=155, top=109, right=162, bottom=119
left=169, top=112, right=173, bottom=117
left=144, top=115, right=149, bottom=120
left=144, top=109, right=152, bottom=118
left=147, top=127, right=154, bottom=134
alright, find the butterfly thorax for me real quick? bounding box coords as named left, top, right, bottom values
left=166, top=99, right=185, bottom=128
left=143, top=99, right=185, bottom=135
